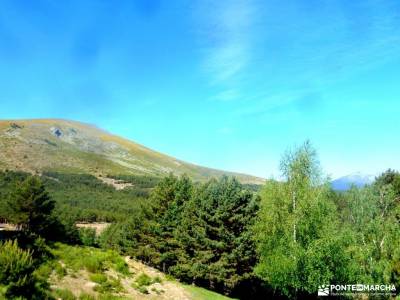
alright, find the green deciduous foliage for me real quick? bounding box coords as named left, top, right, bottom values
left=375, top=169, right=400, bottom=196
left=340, top=184, right=400, bottom=286
left=79, top=228, right=97, bottom=247
left=254, top=142, right=354, bottom=297
left=2, top=143, right=400, bottom=299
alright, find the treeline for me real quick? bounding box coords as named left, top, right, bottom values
left=1, top=142, right=400, bottom=299
left=98, top=142, right=400, bottom=298
left=254, top=143, right=400, bottom=298
left=42, top=171, right=159, bottom=223
left=0, top=171, right=160, bottom=223
left=106, top=174, right=161, bottom=188
left=0, top=175, right=78, bottom=298
left=0, top=171, right=137, bottom=299
left=99, top=174, right=261, bottom=297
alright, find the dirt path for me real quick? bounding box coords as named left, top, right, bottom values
left=50, top=256, right=192, bottom=300
left=97, top=176, right=133, bottom=190
left=75, top=222, right=111, bottom=235
left=122, top=256, right=192, bottom=300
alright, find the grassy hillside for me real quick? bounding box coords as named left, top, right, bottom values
left=0, top=119, right=263, bottom=184
left=32, top=243, right=235, bottom=300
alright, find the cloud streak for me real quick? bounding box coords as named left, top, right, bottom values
left=206, top=0, right=400, bottom=115
left=195, top=0, right=259, bottom=101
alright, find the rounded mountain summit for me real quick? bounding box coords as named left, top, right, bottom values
left=0, top=119, right=264, bottom=184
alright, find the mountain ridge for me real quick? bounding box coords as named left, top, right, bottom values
left=0, top=119, right=264, bottom=184
left=331, top=172, right=376, bottom=191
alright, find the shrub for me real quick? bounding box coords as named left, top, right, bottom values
left=84, top=256, right=104, bottom=273
left=153, top=275, right=162, bottom=283
left=114, top=260, right=130, bottom=276
left=131, top=272, right=162, bottom=294
left=0, top=240, right=37, bottom=298
left=135, top=273, right=152, bottom=287
left=79, top=228, right=97, bottom=247
left=53, top=288, right=76, bottom=300
left=54, top=261, right=67, bottom=278
left=34, top=263, right=53, bottom=280
left=93, top=276, right=123, bottom=294
left=89, top=273, right=107, bottom=284
left=139, top=286, right=149, bottom=294
left=34, top=260, right=65, bottom=281
left=78, top=292, right=96, bottom=300
left=151, top=287, right=164, bottom=295
left=51, top=244, right=129, bottom=276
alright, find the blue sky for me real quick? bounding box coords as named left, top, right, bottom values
left=1, top=0, right=399, bottom=179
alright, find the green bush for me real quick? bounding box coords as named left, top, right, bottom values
left=0, top=240, right=37, bottom=299
left=138, top=286, right=149, bottom=294
left=89, top=273, right=107, bottom=284
left=135, top=273, right=152, bottom=287
left=78, top=292, right=96, bottom=300
left=53, top=288, right=76, bottom=300
left=54, top=261, right=67, bottom=278
left=93, top=276, right=123, bottom=294
left=151, top=287, right=164, bottom=295
left=114, top=260, right=130, bottom=276
left=51, top=244, right=128, bottom=276
left=153, top=276, right=162, bottom=284
left=79, top=228, right=97, bottom=247
left=34, top=263, right=53, bottom=280
left=34, top=260, right=66, bottom=281
left=84, top=256, right=104, bottom=273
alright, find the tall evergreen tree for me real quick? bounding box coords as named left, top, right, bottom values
left=158, top=174, right=193, bottom=272
left=6, top=176, right=55, bottom=236
left=173, top=176, right=260, bottom=294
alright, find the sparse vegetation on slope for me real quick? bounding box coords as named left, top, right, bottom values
left=0, top=119, right=264, bottom=184
left=36, top=243, right=234, bottom=300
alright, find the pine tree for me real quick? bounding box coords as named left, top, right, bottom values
left=174, top=176, right=259, bottom=293
left=6, top=176, right=55, bottom=236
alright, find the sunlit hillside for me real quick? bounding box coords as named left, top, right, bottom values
left=0, top=119, right=264, bottom=185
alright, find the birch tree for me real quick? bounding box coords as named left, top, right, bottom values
left=254, top=142, right=351, bottom=297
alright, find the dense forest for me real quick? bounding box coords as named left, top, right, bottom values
left=1, top=142, right=399, bottom=299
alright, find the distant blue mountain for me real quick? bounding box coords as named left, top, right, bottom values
left=331, top=173, right=376, bottom=191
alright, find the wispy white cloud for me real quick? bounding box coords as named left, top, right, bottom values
left=209, top=88, right=241, bottom=102
left=194, top=0, right=259, bottom=101
left=194, top=0, right=400, bottom=113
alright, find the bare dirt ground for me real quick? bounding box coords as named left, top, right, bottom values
left=50, top=269, right=97, bottom=298
left=75, top=222, right=111, bottom=235
left=97, top=176, right=133, bottom=190
left=0, top=223, right=17, bottom=231
left=122, top=256, right=192, bottom=300
left=50, top=257, right=192, bottom=300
